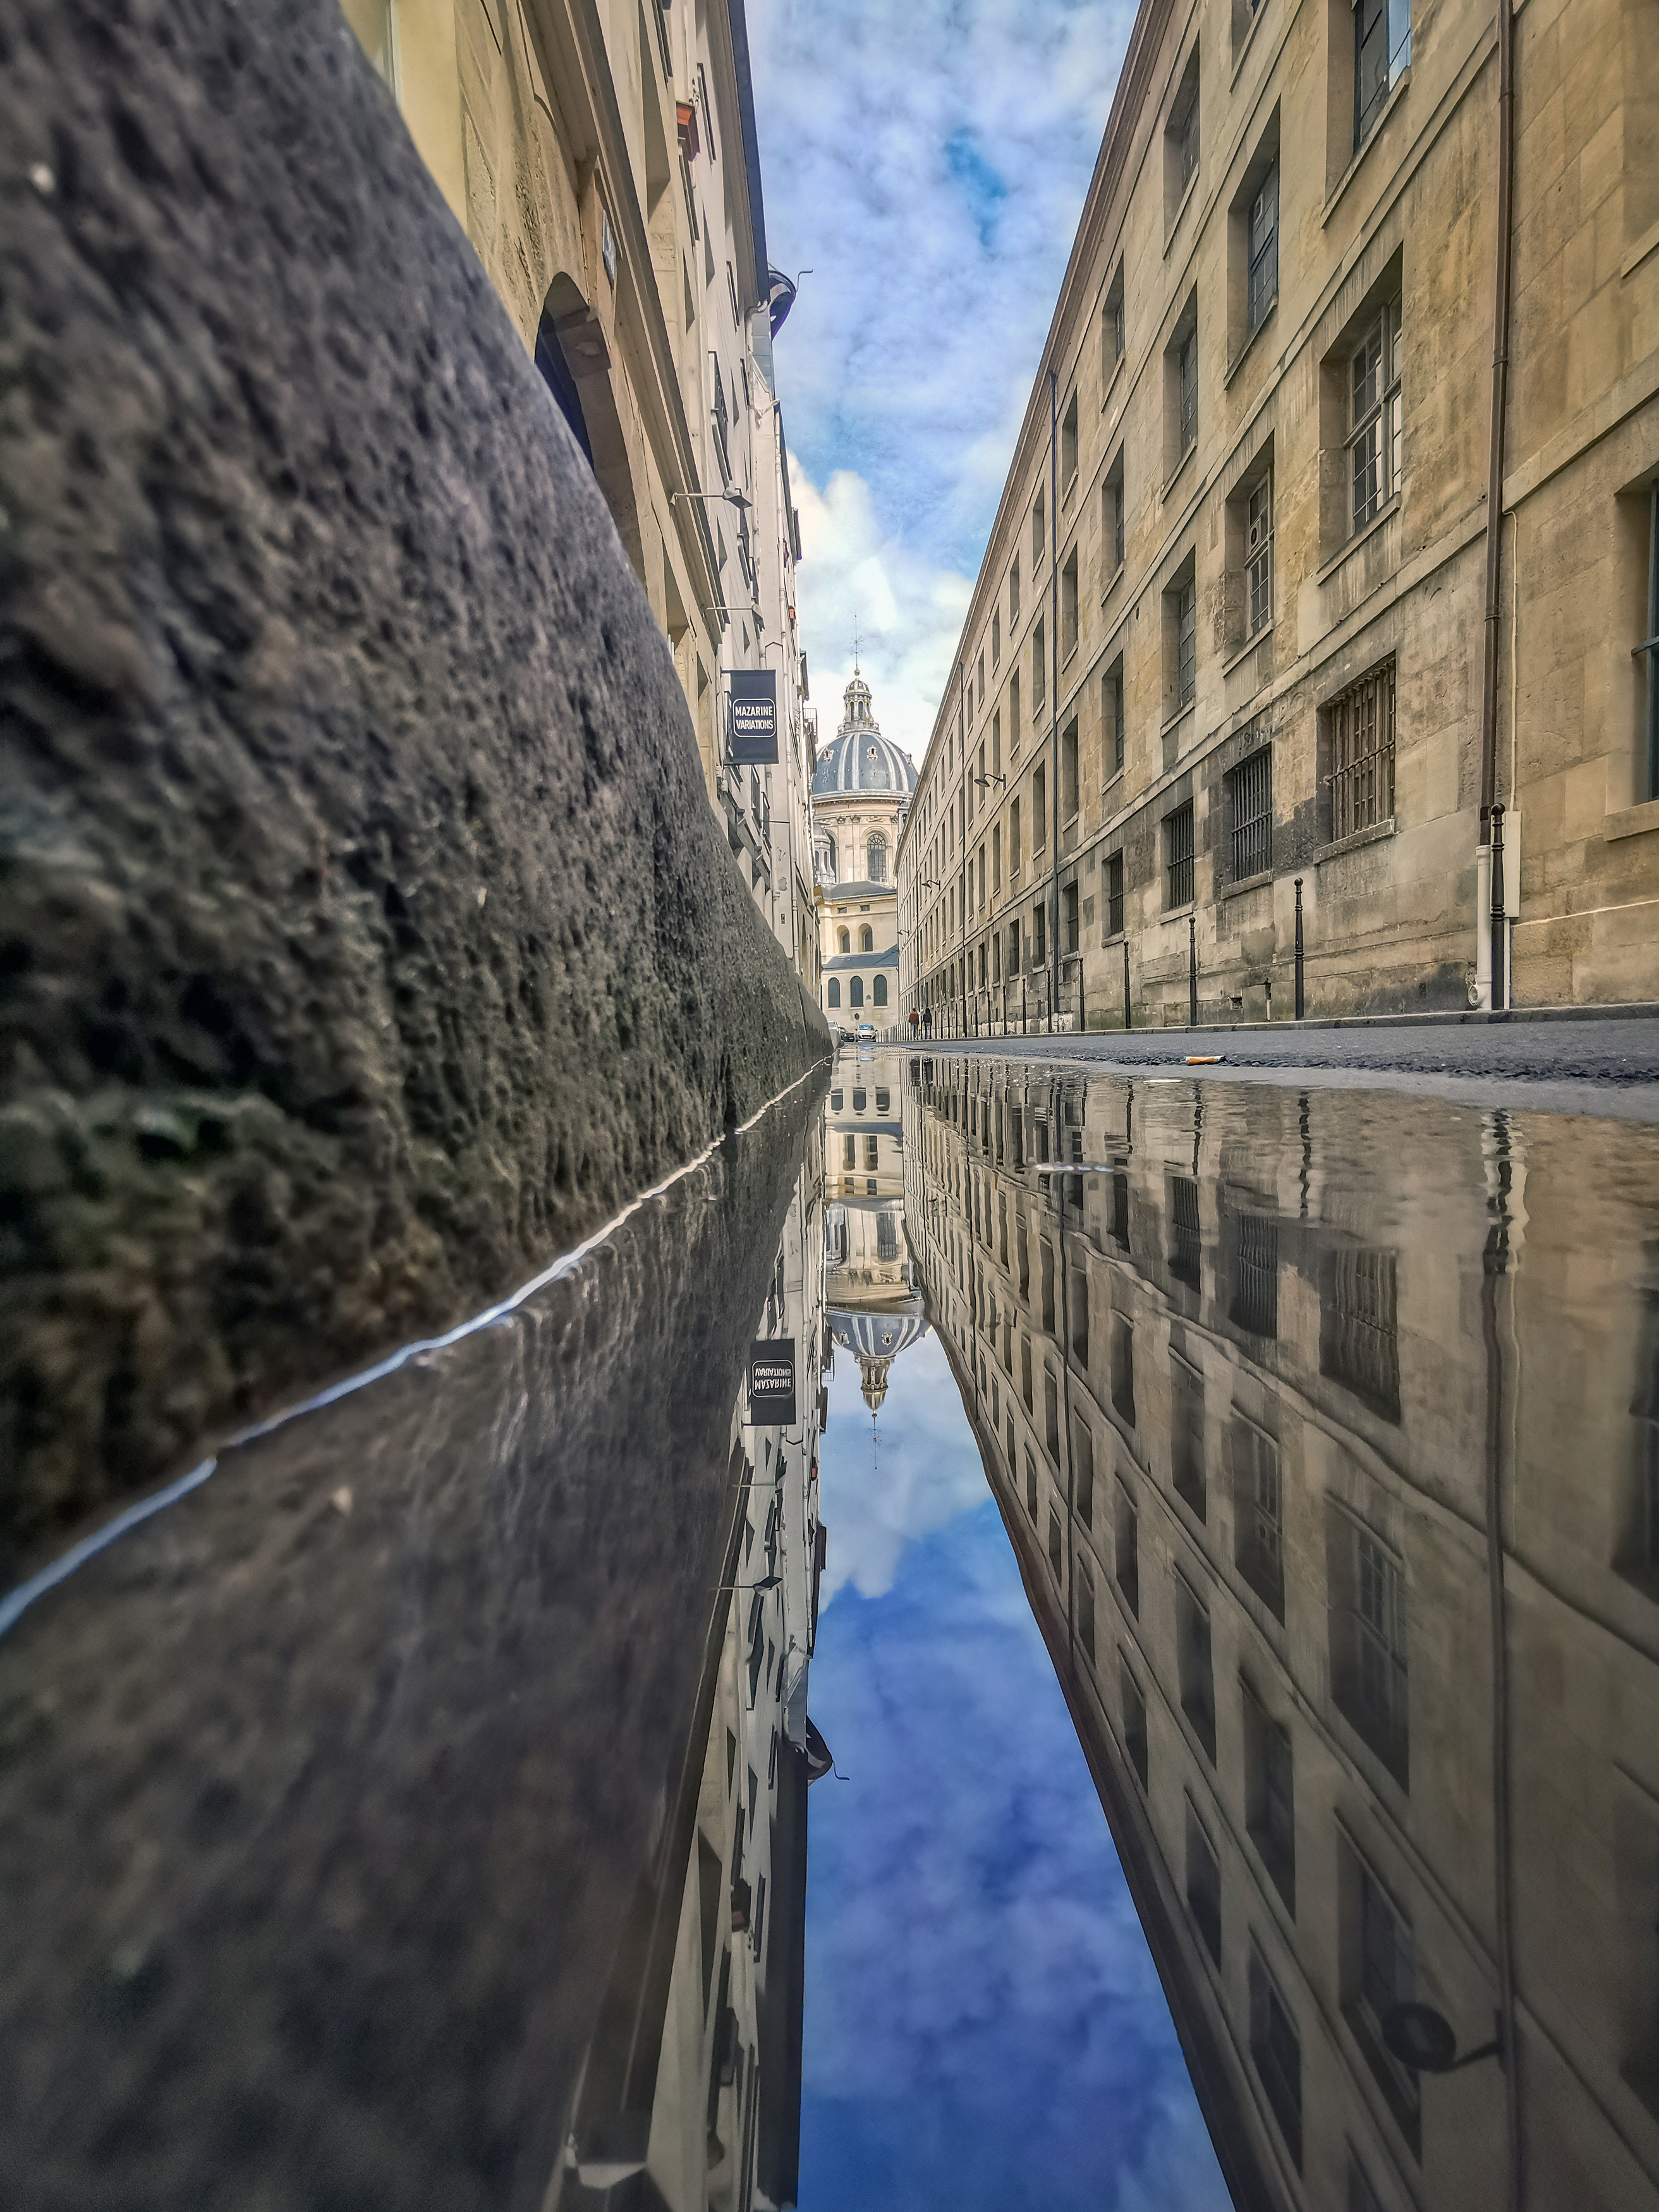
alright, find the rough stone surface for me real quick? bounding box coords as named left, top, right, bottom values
left=0, top=0, right=827, bottom=1567
left=0, top=1088, right=819, bottom=2212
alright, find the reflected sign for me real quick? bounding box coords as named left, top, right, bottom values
left=729, top=669, right=778, bottom=763
left=748, top=1337, right=796, bottom=1425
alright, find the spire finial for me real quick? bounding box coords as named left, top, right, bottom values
left=853, top=621, right=861, bottom=676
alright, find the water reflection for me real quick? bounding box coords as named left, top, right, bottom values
left=902, top=1054, right=1659, bottom=2212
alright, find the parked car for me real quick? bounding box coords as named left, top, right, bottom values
left=856, top=1023, right=877, bottom=1043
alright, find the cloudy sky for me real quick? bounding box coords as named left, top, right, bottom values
left=801, top=1313, right=1229, bottom=2211
left=750, top=0, right=1136, bottom=762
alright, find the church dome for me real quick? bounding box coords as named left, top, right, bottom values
left=811, top=674, right=918, bottom=796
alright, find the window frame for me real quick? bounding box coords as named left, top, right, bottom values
left=1165, top=799, right=1195, bottom=909
left=1248, top=161, right=1279, bottom=336
left=1246, top=469, right=1274, bottom=638
left=1347, top=297, right=1403, bottom=533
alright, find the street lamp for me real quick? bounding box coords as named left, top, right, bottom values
left=971, top=773, right=1007, bottom=791
left=672, top=489, right=751, bottom=512
left=1380, top=2004, right=1504, bottom=2075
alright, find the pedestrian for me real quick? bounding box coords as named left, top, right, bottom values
left=921, top=1004, right=932, bottom=1038
left=908, top=1006, right=919, bottom=1040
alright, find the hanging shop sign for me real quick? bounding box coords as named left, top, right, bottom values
left=748, top=1337, right=796, bottom=1425
left=729, top=669, right=778, bottom=764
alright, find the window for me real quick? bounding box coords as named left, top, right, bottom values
left=1166, top=44, right=1201, bottom=221
left=1120, top=1658, right=1149, bottom=1785
left=1328, top=1509, right=1409, bottom=1784
left=1165, top=801, right=1194, bottom=909
left=1009, top=556, right=1021, bottom=623
left=1107, top=851, right=1125, bottom=938
left=873, top=973, right=888, bottom=1006
left=976, top=651, right=985, bottom=709
left=1247, top=471, right=1273, bottom=637
left=1229, top=747, right=1273, bottom=882
left=1114, top=1480, right=1139, bottom=1613
left=1321, top=1244, right=1401, bottom=1420
left=848, top=976, right=864, bottom=1008
left=1062, top=720, right=1079, bottom=822
left=1104, top=659, right=1125, bottom=779
left=1048, top=1504, right=1064, bottom=1579
left=1248, top=162, right=1279, bottom=333
left=1077, top=1560, right=1096, bottom=1665
left=1032, top=617, right=1046, bottom=715
left=1103, top=263, right=1126, bottom=387
left=1061, top=548, right=1079, bottom=658
left=1064, top=881, right=1080, bottom=956
left=1111, top=1313, right=1136, bottom=1425
left=1024, top=1447, right=1038, bottom=1517
left=1033, top=766, right=1047, bottom=854
left=992, top=610, right=1001, bottom=667
left=1249, top=1949, right=1303, bottom=2167
left=1009, top=669, right=1021, bottom=752
left=827, top=978, right=840, bottom=1008
left=1061, top=390, right=1079, bottom=487
left=992, top=822, right=1002, bottom=892
left=1229, top=1210, right=1279, bottom=1340
left=1032, top=899, right=1047, bottom=964
left=1323, top=660, right=1396, bottom=841
left=1041, top=1239, right=1056, bottom=1332
left=1355, top=0, right=1411, bottom=151
left=1178, top=325, right=1198, bottom=459
left=1173, top=577, right=1197, bottom=710
left=1186, top=1803, right=1223, bottom=1964
left=1010, top=798, right=1022, bottom=878
left=1171, top=1351, right=1206, bottom=1519
left=859, top=924, right=873, bottom=952
left=1349, top=298, right=1403, bottom=530
left=866, top=834, right=887, bottom=881
left=1103, top=451, right=1126, bottom=576
left=1340, top=1836, right=1421, bottom=2146
left=1176, top=1573, right=1215, bottom=1761
left=1243, top=1685, right=1296, bottom=1910
left=1073, top=1417, right=1093, bottom=1517
left=1234, top=1414, right=1284, bottom=1617
left=838, top=927, right=850, bottom=953
left=865, top=1134, right=878, bottom=1170
left=1033, top=487, right=1047, bottom=568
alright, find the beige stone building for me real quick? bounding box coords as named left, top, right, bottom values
left=899, top=0, right=1659, bottom=1028
left=904, top=1055, right=1659, bottom=2210
left=339, top=0, right=819, bottom=989
left=811, top=674, right=915, bottom=1028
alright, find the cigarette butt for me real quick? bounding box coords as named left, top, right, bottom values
left=1186, top=1054, right=1224, bottom=1065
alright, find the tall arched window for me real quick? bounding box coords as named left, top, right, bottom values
left=827, top=978, right=841, bottom=1007
left=866, top=835, right=887, bottom=882
left=873, top=974, right=889, bottom=1006
left=860, top=925, right=873, bottom=952
left=849, top=977, right=865, bottom=1008
left=838, top=927, right=850, bottom=953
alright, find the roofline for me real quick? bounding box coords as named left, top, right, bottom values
left=727, top=0, right=770, bottom=305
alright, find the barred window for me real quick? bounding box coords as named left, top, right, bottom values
left=1170, top=1176, right=1202, bottom=1292
left=1321, top=1243, right=1401, bottom=1420
left=1229, top=747, right=1273, bottom=882
left=1165, top=800, right=1194, bottom=909
left=1107, top=851, right=1124, bottom=939
left=1230, top=1209, right=1279, bottom=1339
left=1247, top=472, right=1273, bottom=638
left=1349, top=300, right=1403, bottom=532
left=1325, top=661, right=1396, bottom=842
left=1248, top=163, right=1279, bottom=333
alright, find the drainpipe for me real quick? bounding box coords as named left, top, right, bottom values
left=1478, top=0, right=1517, bottom=1007
left=1050, top=368, right=1062, bottom=1033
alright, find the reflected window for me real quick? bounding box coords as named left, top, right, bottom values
left=1233, top=1415, right=1284, bottom=1619
left=842, top=1134, right=856, bottom=1170
left=1340, top=1836, right=1421, bottom=2149
left=1230, top=1211, right=1279, bottom=1339
left=1119, top=1656, right=1149, bottom=1787
left=853, top=1089, right=866, bottom=1112
left=865, top=1136, right=878, bottom=1171
left=1078, top=1560, right=1096, bottom=1665
left=1172, top=1352, right=1206, bottom=1521
left=1040, top=1239, right=1056, bottom=1331
left=876, top=1088, right=890, bottom=1114
left=1024, top=1448, right=1039, bottom=1519
left=1043, top=1371, right=1060, bottom=1462
left=1249, top=1947, right=1303, bottom=2169
left=1114, top=1481, right=1139, bottom=1615
left=877, top=1212, right=897, bottom=1262
left=825, top=1206, right=847, bottom=1265
left=1112, top=1170, right=1131, bottom=1253
left=1186, top=1801, right=1222, bottom=1965
left=1176, top=1573, right=1215, bottom=1762
left=1048, top=1505, right=1064, bottom=1583
left=830, top=1090, right=842, bottom=1110
left=1074, top=1423, right=1095, bottom=1529
left=1328, top=1509, right=1409, bottom=1785
left=1321, top=1246, right=1401, bottom=1421
left=1021, top=1337, right=1033, bottom=1412
left=1112, top=1313, right=1136, bottom=1427
left=1242, top=1682, right=1296, bottom=1913
left=1071, top=1267, right=1090, bottom=1364
left=1170, top=1174, right=1201, bottom=1292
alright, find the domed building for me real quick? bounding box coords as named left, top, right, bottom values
left=811, top=672, right=916, bottom=1029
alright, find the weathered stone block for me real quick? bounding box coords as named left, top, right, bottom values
left=0, top=0, right=826, bottom=1566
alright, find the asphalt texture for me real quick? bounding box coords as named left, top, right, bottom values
left=902, top=1015, right=1659, bottom=1123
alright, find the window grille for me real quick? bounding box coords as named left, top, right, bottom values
left=1231, top=1208, right=1279, bottom=1337
left=1348, top=300, right=1403, bottom=531
left=1355, top=0, right=1411, bottom=150
left=1321, top=1244, right=1401, bottom=1418
left=1170, top=1175, right=1201, bottom=1290
left=1248, top=163, right=1279, bottom=333
left=1229, top=748, right=1273, bottom=882
left=1107, top=852, right=1124, bottom=938
left=1247, top=472, right=1273, bottom=637
left=1176, top=581, right=1197, bottom=707
left=1165, top=801, right=1194, bottom=909
left=1178, top=329, right=1198, bottom=456
left=877, top=1212, right=897, bottom=1261
left=1326, top=662, right=1396, bottom=842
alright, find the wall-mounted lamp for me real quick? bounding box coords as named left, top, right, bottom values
left=973, top=773, right=1007, bottom=790
left=674, top=489, right=751, bottom=513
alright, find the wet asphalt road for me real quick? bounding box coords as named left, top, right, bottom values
left=897, top=1014, right=1659, bottom=1122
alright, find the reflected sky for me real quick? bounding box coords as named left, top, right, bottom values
left=801, top=1325, right=1230, bottom=2211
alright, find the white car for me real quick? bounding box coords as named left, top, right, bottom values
left=856, top=1023, right=877, bottom=1043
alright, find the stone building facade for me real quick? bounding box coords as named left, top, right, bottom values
left=341, top=0, right=818, bottom=987
left=904, top=1055, right=1659, bottom=2210
left=811, top=675, right=916, bottom=1027
left=899, top=0, right=1659, bottom=1028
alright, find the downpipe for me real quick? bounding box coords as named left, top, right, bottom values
left=1476, top=0, right=1517, bottom=1007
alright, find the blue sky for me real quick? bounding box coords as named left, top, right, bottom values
left=801, top=1326, right=1230, bottom=2211
left=750, top=0, right=1137, bottom=756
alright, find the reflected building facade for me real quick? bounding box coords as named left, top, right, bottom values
left=556, top=1127, right=830, bottom=2212
left=825, top=1052, right=927, bottom=1414
left=904, top=1057, right=1659, bottom=2212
